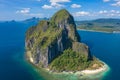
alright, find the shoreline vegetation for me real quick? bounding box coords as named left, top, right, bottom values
left=27, top=51, right=109, bottom=77
left=76, top=18, right=120, bottom=33
left=44, top=61, right=109, bottom=75
left=77, top=28, right=120, bottom=33
left=27, top=56, right=110, bottom=80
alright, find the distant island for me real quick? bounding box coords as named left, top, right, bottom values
left=25, top=9, right=108, bottom=78
left=76, top=18, right=120, bottom=33
left=1, top=16, right=120, bottom=33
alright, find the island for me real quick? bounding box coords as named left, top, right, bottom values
left=25, top=9, right=109, bottom=79
left=76, top=18, right=120, bottom=33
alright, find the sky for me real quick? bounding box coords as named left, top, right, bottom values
left=0, top=0, right=120, bottom=21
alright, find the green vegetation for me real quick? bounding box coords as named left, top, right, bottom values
left=35, top=27, right=62, bottom=49
left=49, top=48, right=103, bottom=72
left=76, top=18, right=120, bottom=32
left=26, top=20, right=63, bottom=51
left=26, top=9, right=104, bottom=72
left=51, top=9, right=73, bottom=24
left=51, top=9, right=79, bottom=41
left=77, top=26, right=114, bottom=32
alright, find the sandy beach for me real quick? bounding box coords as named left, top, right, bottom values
left=27, top=50, right=109, bottom=76
left=80, top=63, right=108, bottom=75
left=77, top=29, right=112, bottom=33
left=45, top=61, right=109, bottom=76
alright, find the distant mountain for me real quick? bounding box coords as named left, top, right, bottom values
left=1, top=18, right=120, bottom=33
left=76, top=18, right=120, bottom=32
left=93, top=18, right=120, bottom=23
left=0, top=17, right=49, bottom=24
left=0, top=17, right=49, bottom=32
left=22, top=17, right=49, bottom=23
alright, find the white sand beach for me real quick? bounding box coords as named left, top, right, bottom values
left=45, top=61, right=109, bottom=76
left=80, top=63, right=108, bottom=75
left=77, top=29, right=111, bottom=33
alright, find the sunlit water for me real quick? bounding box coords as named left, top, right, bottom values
left=0, top=22, right=119, bottom=80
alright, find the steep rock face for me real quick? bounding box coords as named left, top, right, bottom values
left=51, top=9, right=80, bottom=42
left=25, top=9, right=91, bottom=68
left=72, top=42, right=92, bottom=60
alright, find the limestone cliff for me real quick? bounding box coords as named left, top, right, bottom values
left=25, top=9, right=92, bottom=69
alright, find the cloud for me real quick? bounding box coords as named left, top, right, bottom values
left=16, top=8, right=43, bottom=17
left=102, top=0, right=120, bottom=7
left=110, top=10, right=120, bottom=14
left=103, top=0, right=110, bottom=2
left=98, top=10, right=120, bottom=16
left=16, top=8, right=30, bottom=14
left=73, top=9, right=120, bottom=18
left=74, top=11, right=90, bottom=16
left=51, top=2, right=64, bottom=8
left=50, top=0, right=70, bottom=3
left=42, top=5, right=53, bottom=9
left=99, top=10, right=108, bottom=14
left=71, top=4, right=81, bottom=8
left=42, top=0, right=70, bottom=9
left=111, top=1, right=120, bottom=7
left=42, top=3, right=64, bottom=9
left=42, top=0, right=65, bottom=9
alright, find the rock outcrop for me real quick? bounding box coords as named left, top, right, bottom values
left=25, top=9, right=92, bottom=68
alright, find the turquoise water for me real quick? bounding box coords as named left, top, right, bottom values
left=78, top=30, right=120, bottom=80
left=0, top=22, right=119, bottom=80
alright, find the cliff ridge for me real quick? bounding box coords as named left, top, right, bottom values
left=25, top=9, right=102, bottom=72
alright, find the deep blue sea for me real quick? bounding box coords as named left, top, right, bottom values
left=0, top=22, right=44, bottom=80
left=78, top=30, right=120, bottom=80
left=0, top=22, right=120, bottom=80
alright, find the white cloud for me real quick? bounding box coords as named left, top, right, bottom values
left=103, top=0, right=120, bottom=7
left=42, top=5, right=53, bottom=9
left=71, top=4, right=81, bottom=8
left=16, top=8, right=43, bottom=17
left=42, top=3, right=64, bottom=9
left=51, top=2, right=64, bottom=8
left=110, top=10, right=120, bottom=14
left=72, top=9, right=120, bottom=18
left=16, top=8, right=30, bottom=14
left=74, top=11, right=90, bottom=16
left=111, top=1, right=120, bottom=7
left=99, top=10, right=108, bottom=14
left=110, top=10, right=115, bottom=13
left=50, top=0, right=70, bottom=3
left=98, top=10, right=120, bottom=16
left=42, top=1, right=65, bottom=9
left=103, top=0, right=110, bottom=2
left=42, top=0, right=70, bottom=9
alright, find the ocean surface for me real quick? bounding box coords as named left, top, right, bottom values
left=0, top=22, right=120, bottom=80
